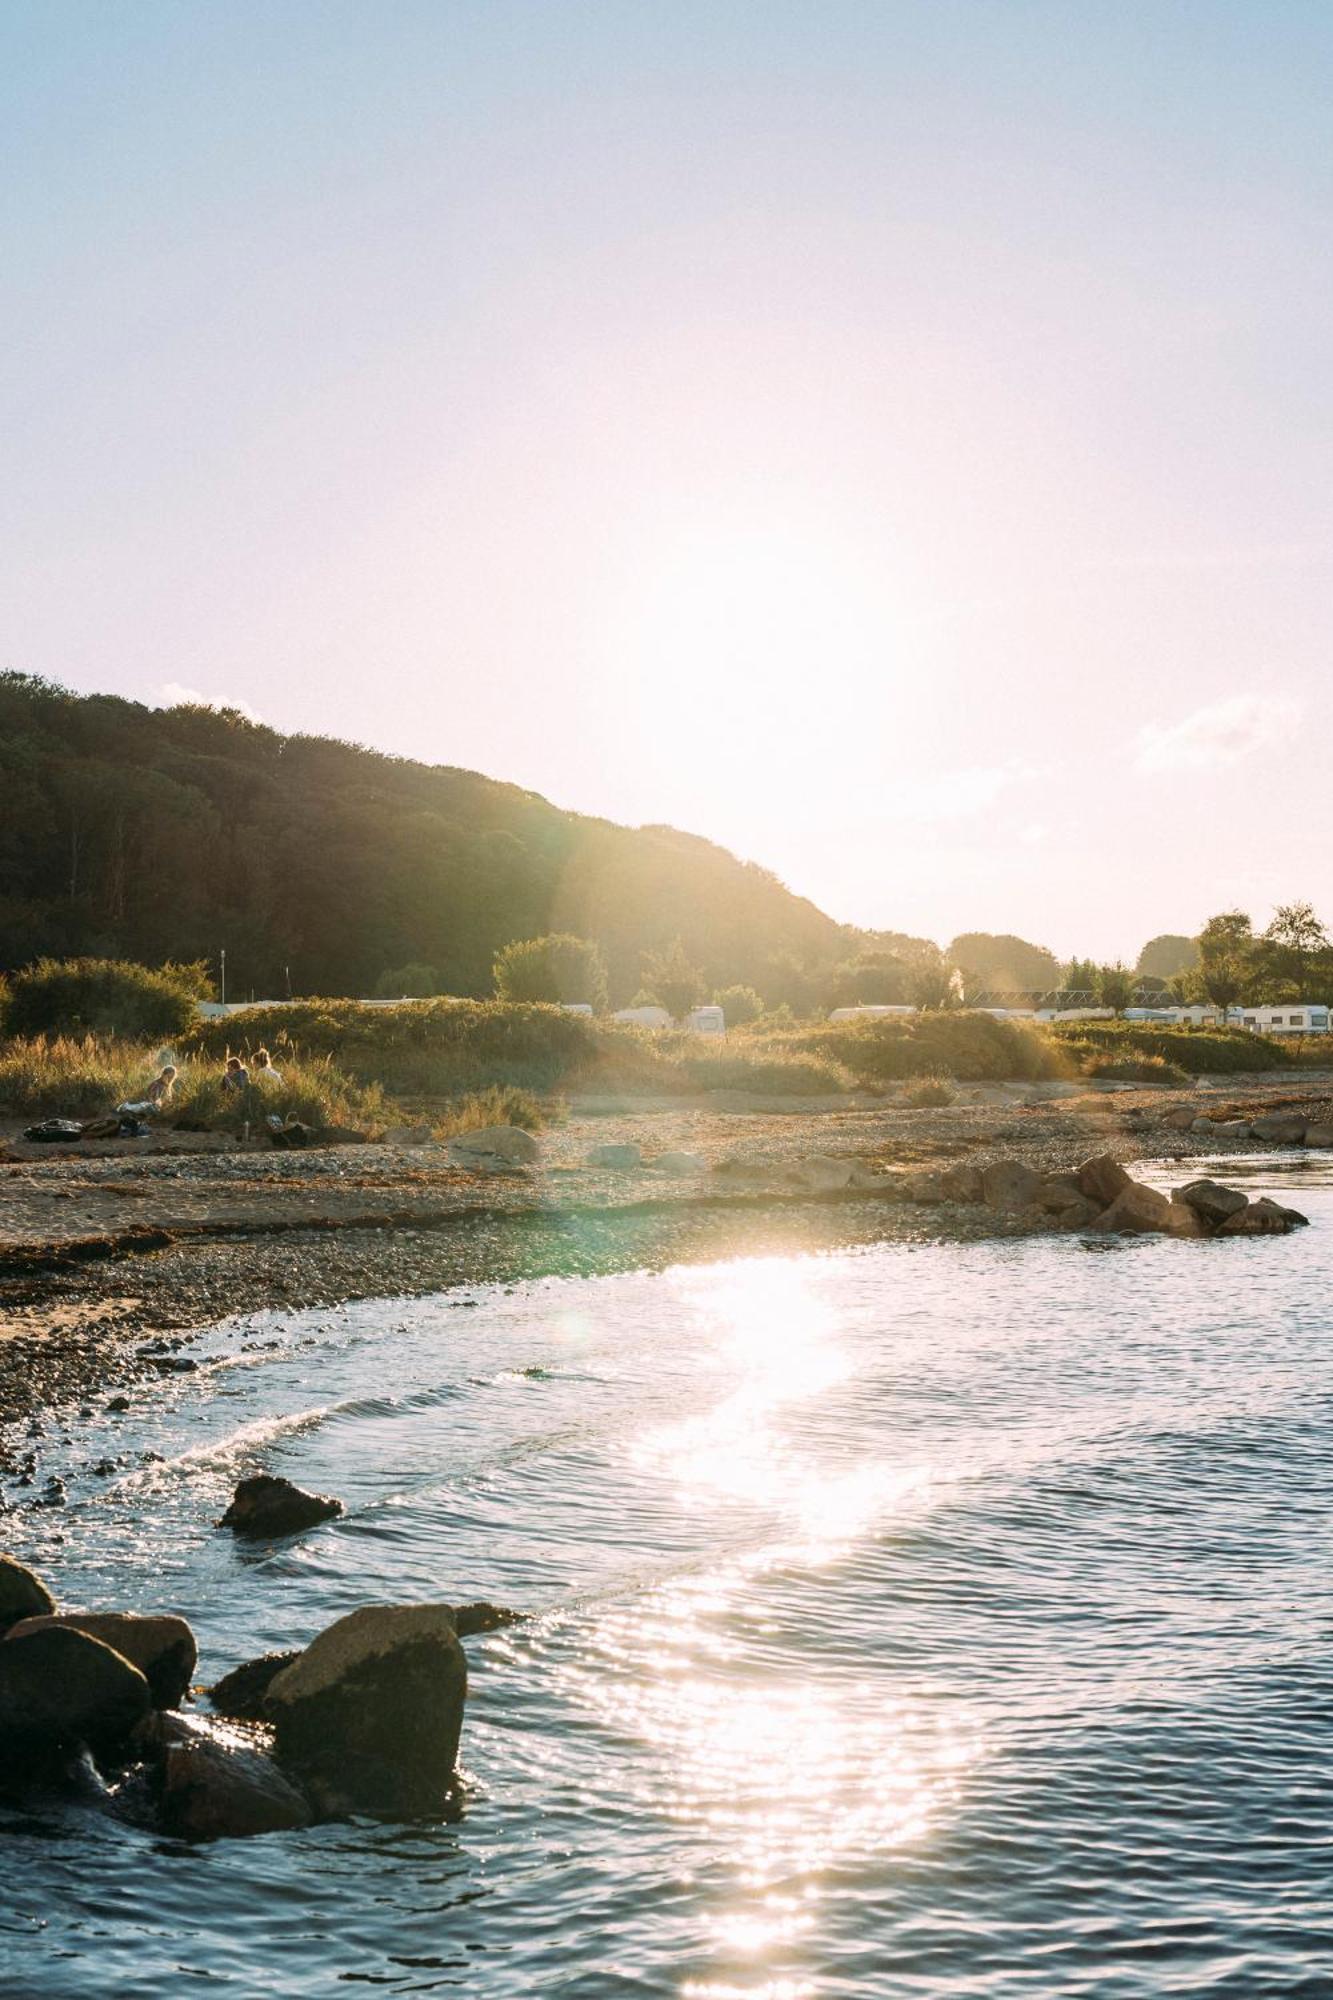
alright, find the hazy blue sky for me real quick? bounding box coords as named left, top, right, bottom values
left=4, top=2, right=1330, bottom=959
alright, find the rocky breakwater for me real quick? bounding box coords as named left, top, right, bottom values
left=1163, top=1105, right=1333, bottom=1149
left=928, top=1152, right=1309, bottom=1239
left=0, top=1484, right=522, bottom=1840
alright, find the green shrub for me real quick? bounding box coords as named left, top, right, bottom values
left=374, top=962, right=441, bottom=999
left=493, top=935, right=608, bottom=1010
left=800, top=1010, right=1069, bottom=1083
left=679, top=1048, right=853, bottom=1095
left=1084, top=1053, right=1190, bottom=1086
left=713, top=983, right=765, bottom=1028
left=1051, top=1021, right=1289, bottom=1074
left=432, top=1086, right=549, bottom=1136
left=904, top=1075, right=956, bottom=1107
left=3, top=958, right=200, bottom=1041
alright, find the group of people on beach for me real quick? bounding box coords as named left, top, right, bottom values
left=117, top=1047, right=283, bottom=1119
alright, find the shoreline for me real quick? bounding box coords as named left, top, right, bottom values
left=3, top=1075, right=1329, bottom=1476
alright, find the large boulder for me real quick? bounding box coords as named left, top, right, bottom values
left=447, top=1125, right=539, bottom=1168
left=1210, top=1120, right=1252, bottom=1140
left=153, top=1713, right=313, bottom=1839
left=937, top=1161, right=984, bottom=1203
left=1171, top=1180, right=1250, bottom=1229
left=1035, top=1174, right=1086, bottom=1215
left=653, top=1150, right=705, bottom=1177
left=1219, top=1197, right=1306, bottom=1235
left=1305, top=1125, right=1333, bottom=1149
left=1089, top=1181, right=1203, bottom=1236
left=266, top=1605, right=467, bottom=1820
left=0, top=1624, right=150, bottom=1760
left=0, top=1554, right=55, bottom=1633
left=5, top=1612, right=196, bottom=1710
left=1251, top=1114, right=1308, bottom=1144
left=1163, top=1105, right=1198, bottom=1130
left=219, top=1475, right=343, bottom=1539
left=209, top=1651, right=302, bottom=1722
left=450, top=1601, right=524, bottom=1637
left=980, top=1159, right=1041, bottom=1210
left=586, top=1142, right=642, bottom=1169
left=1075, top=1155, right=1133, bottom=1207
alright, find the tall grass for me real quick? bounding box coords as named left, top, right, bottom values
left=0, top=1036, right=387, bottom=1130
left=1049, top=1020, right=1297, bottom=1075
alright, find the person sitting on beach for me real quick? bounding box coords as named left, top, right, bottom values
left=251, top=1047, right=283, bottom=1084
left=115, top=1062, right=178, bottom=1119
left=221, top=1056, right=249, bottom=1092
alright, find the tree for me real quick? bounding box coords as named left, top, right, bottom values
left=947, top=932, right=1061, bottom=995
left=1196, top=911, right=1255, bottom=1016
left=374, top=962, right=441, bottom=999
left=1096, top=963, right=1134, bottom=1014
left=639, top=938, right=705, bottom=1022
left=713, top=983, right=764, bottom=1028
left=822, top=951, right=911, bottom=1009
left=493, top=934, right=608, bottom=1009
left=1256, top=901, right=1330, bottom=1000
left=911, top=958, right=963, bottom=1010
left=1061, top=958, right=1101, bottom=1000
left=1136, top=934, right=1199, bottom=981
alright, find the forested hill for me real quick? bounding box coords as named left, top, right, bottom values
left=0, top=674, right=890, bottom=1004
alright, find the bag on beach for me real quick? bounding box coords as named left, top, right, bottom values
left=23, top=1118, right=85, bottom=1142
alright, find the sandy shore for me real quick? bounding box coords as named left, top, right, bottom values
left=3, top=1072, right=1329, bottom=1475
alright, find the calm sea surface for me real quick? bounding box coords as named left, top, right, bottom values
left=4, top=1152, right=1333, bottom=1998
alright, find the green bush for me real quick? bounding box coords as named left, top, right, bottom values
left=679, top=1049, right=853, bottom=1095
left=374, top=962, right=441, bottom=999
left=713, top=983, right=765, bottom=1028
left=432, top=1086, right=549, bottom=1137
left=800, top=1010, right=1069, bottom=1083
left=493, top=935, right=608, bottom=1010
left=1051, top=1021, right=1289, bottom=1074
left=904, top=1075, right=956, bottom=1107
left=2, top=958, right=200, bottom=1041
left=1084, top=1053, right=1190, bottom=1087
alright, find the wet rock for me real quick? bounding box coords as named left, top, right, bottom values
left=266, top=1604, right=467, bottom=1821
left=1075, top=1154, right=1133, bottom=1207
left=937, top=1161, right=983, bottom=1203
left=5, top=1612, right=196, bottom=1710
left=981, top=1159, right=1041, bottom=1210
left=1089, top=1181, right=1203, bottom=1236
left=1210, top=1120, right=1252, bottom=1140
left=0, top=1625, right=150, bottom=1761
left=793, top=1156, right=856, bottom=1192
left=586, top=1143, right=642, bottom=1169
left=151, top=1712, right=313, bottom=1839
left=218, top=1475, right=344, bottom=1539
left=1251, top=1114, right=1308, bottom=1144
left=447, top=1125, right=539, bottom=1167
left=1219, top=1197, right=1305, bottom=1235
left=450, top=1601, right=524, bottom=1637
left=652, top=1150, right=705, bottom=1176
left=1035, top=1174, right=1087, bottom=1215
left=1171, top=1180, right=1250, bottom=1229
left=1163, top=1105, right=1198, bottom=1130
left=1056, top=1196, right=1101, bottom=1230
left=1305, top=1125, right=1333, bottom=1149
left=209, top=1650, right=303, bottom=1721
left=0, top=1554, right=56, bottom=1633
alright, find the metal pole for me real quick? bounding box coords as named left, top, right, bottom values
left=220, top=947, right=227, bottom=1007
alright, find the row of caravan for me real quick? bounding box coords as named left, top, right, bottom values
left=827, top=1002, right=1331, bottom=1037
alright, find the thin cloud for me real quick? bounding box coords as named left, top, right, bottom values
left=1134, top=694, right=1300, bottom=776
left=157, top=681, right=263, bottom=724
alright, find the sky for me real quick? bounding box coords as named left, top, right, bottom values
left=3, top=2, right=1331, bottom=963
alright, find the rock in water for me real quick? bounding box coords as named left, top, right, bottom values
left=4, top=1612, right=196, bottom=1710
left=980, top=1159, right=1041, bottom=1210
left=1075, top=1155, right=1133, bottom=1207
left=153, top=1713, right=313, bottom=1839
left=0, top=1554, right=56, bottom=1633
left=586, top=1142, right=642, bottom=1169
left=1089, top=1181, right=1203, bottom=1236
left=209, top=1651, right=303, bottom=1721
left=1172, top=1180, right=1250, bottom=1229
left=450, top=1601, right=523, bottom=1637
left=0, top=1625, right=150, bottom=1761
left=1219, top=1197, right=1303, bottom=1235
left=219, top=1476, right=344, bottom=1539
left=266, top=1604, right=467, bottom=1820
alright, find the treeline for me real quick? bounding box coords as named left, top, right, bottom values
left=0, top=675, right=944, bottom=1007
